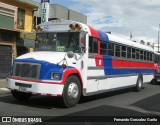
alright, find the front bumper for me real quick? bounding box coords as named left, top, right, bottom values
left=6, top=78, right=64, bottom=96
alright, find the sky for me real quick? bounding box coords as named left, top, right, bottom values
left=33, top=0, right=160, bottom=44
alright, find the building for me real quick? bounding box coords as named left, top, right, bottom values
left=0, top=0, right=38, bottom=78
left=34, top=3, right=87, bottom=26
left=0, top=0, right=87, bottom=78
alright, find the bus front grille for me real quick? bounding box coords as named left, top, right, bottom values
left=13, top=62, right=41, bottom=79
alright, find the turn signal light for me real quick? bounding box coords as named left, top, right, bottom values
left=69, top=24, right=75, bottom=30
left=69, top=24, right=82, bottom=31
left=75, top=24, right=81, bottom=30
left=35, top=26, right=43, bottom=31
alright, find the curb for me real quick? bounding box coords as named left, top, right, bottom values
left=0, top=88, right=10, bottom=94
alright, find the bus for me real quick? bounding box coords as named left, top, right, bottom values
left=6, top=20, right=154, bottom=107
left=151, top=52, right=160, bottom=84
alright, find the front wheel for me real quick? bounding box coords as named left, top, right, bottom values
left=62, top=75, right=81, bottom=108
left=11, top=90, right=32, bottom=100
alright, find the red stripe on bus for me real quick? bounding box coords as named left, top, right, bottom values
left=95, top=55, right=104, bottom=67
left=88, top=26, right=100, bottom=38
left=112, top=60, right=154, bottom=68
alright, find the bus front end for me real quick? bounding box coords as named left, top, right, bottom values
left=7, top=52, right=70, bottom=96
left=7, top=20, right=88, bottom=107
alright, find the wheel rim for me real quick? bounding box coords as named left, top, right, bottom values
left=67, top=82, right=79, bottom=99
left=138, top=79, right=142, bottom=88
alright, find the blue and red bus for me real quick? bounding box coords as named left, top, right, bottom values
left=7, top=20, right=154, bottom=107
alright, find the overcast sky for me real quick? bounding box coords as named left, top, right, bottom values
left=33, top=0, right=160, bottom=44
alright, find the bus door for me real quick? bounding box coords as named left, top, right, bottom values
left=86, top=37, right=99, bottom=93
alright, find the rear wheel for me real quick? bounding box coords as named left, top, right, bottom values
left=62, top=75, right=81, bottom=108
left=150, top=78, right=157, bottom=85
left=135, top=75, right=143, bottom=92
left=11, top=90, right=32, bottom=100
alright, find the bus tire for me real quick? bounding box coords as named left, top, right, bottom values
left=135, top=75, right=143, bottom=92
left=62, top=75, right=81, bottom=108
left=11, top=90, right=32, bottom=100
left=150, top=78, right=157, bottom=85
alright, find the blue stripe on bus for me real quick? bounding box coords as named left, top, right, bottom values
left=97, top=30, right=109, bottom=42
left=102, top=56, right=154, bottom=76
left=103, top=56, right=112, bottom=68
left=104, top=68, right=154, bottom=76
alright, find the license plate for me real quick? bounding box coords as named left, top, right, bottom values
left=157, top=79, right=160, bottom=82
left=19, top=87, right=27, bottom=92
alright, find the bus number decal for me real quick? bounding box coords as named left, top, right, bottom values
left=95, top=57, right=104, bottom=67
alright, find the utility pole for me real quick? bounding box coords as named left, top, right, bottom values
left=130, top=32, right=132, bottom=40
left=158, top=24, right=160, bottom=53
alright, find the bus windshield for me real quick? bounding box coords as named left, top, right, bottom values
left=35, top=32, right=82, bottom=53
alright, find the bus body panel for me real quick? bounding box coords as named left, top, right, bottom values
left=6, top=20, right=154, bottom=105
left=7, top=78, right=64, bottom=96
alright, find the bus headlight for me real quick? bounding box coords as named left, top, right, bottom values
left=51, top=73, right=60, bottom=80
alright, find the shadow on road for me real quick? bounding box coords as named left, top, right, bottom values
left=131, top=93, right=160, bottom=112
left=0, top=87, right=137, bottom=109
left=0, top=94, right=64, bottom=109
left=79, top=87, right=135, bottom=104
left=31, top=105, right=157, bottom=125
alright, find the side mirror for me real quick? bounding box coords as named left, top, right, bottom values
left=67, top=51, right=75, bottom=58
left=81, top=47, right=86, bottom=53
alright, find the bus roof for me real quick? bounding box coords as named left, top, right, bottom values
left=38, top=19, right=153, bottom=52
left=154, top=51, right=160, bottom=55
left=106, top=33, right=154, bottom=52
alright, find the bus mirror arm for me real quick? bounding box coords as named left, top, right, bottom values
left=57, top=54, right=68, bottom=66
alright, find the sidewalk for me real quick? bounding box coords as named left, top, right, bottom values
left=0, top=79, right=7, bottom=88
left=0, top=79, right=10, bottom=93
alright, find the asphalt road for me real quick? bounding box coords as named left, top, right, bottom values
left=0, top=83, right=160, bottom=125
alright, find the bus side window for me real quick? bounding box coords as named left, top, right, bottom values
left=108, top=42, right=114, bottom=56
left=140, top=51, right=144, bottom=60
left=127, top=47, right=131, bottom=58
left=89, top=36, right=98, bottom=53
left=136, top=49, right=140, bottom=60
left=100, top=41, right=107, bottom=55
left=149, top=53, right=153, bottom=61
left=147, top=52, right=150, bottom=61
left=144, top=51, right=147, bottom=60
left=152, top=53, right=154, bottom=62
left=115, top=44, right=120, bottom=57
left=121, top=45, right=127, bottom=58
left=154, top=54, right=157, bottom=63
left=132, top=48, right=136, bottom=59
